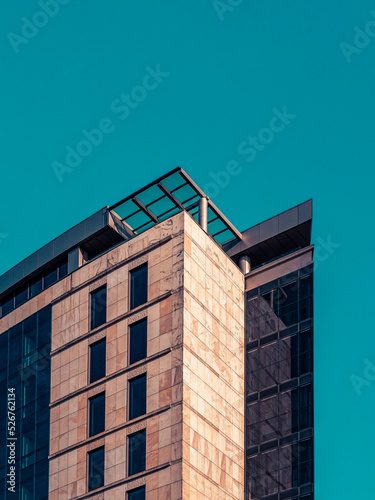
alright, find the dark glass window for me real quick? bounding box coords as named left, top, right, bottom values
left=89, top=392, right=105, bottom=437
left=299, top=439, right=313, bottom=484
left=44, top=266, right=58, bottom=288
left=90, top=339, right=106, bottom=383
left=23, top=314, right=37, bottom=367
left=300, top=330, right=312, bottom=353
left=130, top=264, right=148, bottom=309
left=15, top=284, right=28, bottom=307
left=91, top=286, right=107, bottom=330
left=300, top=385, right=313, bottom=429
left=2, top=293, right=14, bottom=315
left=38, top=306, right=52, bottom=348
left=30, top=275, right=43, bottom=298
left=129, top=374, right=147, bottom=420
left=128, top=485, right=146, bottom=500
left=300, top=275, right=312, bottom=298
left=278, top=282, right=299, bottom=326
left=88, top=447, right=104, bottom=491
left=128, top=430, right=146, bottom=476
left=300, top=330, right=313, bottom=375
left=9, top=324, right=22, bottom=366
left=58, top=258, right=68, bottom=279
left=129, top=319, right=147, bottom=365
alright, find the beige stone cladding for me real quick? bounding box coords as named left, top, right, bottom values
left=0, top=209, right=245, bottom=499
left=48, top=212, right=185, bottom=499
left=182, top=213, right=245, bottom=500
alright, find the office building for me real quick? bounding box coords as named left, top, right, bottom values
left=0, top=168, right=314, bottom=499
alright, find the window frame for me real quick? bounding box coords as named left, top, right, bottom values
left=128, top=318, right=148, bottom=366
left=129, top=263, right=148, bottom=310
left=127, top=429, right=146, bottom=477
left=128, top=373, right=147, bottom=421
left=127, top=485, right=146, bottom=500
left=88, top=391, right=106, bottom=438
left=88, top=338, right=106, bottom=384
left=87, top=446, right=105, bottom=492
left=90, top=285, right=107, bottom=331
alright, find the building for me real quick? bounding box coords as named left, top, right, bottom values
left=0, top=168, right=314, bottom=499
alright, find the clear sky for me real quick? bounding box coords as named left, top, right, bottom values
left=1, top=1, right=375, bottom=497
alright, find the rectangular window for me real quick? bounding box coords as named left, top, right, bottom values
left=23, top=314, right=37, bottom=366
left=130, top=264, right=148, bottom=309
left=129, top=319, right=147, bottom=365
left=44, top=266, right=58, bottom=288
left=58, top=258, right=68, bottom=279
left=129, top=374, right=147, bottom=420
left=91, top=286, right=107, bottom=330
left=128, top=430, right=146, bottom=476
left=15, top=284, right=28, bottom=307
left=30, top=275, right=43, bottom=298
left=88, top=447, right=104, bottom=491
left=2, top=293, right=14, bottom=316
left=89, top=339, right=106, bottom=383
left=128, top=486, right=145, bottom=500
left=89, top=392, right=105, bottom=437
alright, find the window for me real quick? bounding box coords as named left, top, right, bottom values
left=30, top=276, right=42, bottom=298
left=299, top=330, right=313, bottom=375
left=129, top=374, right=147, bottom=420
left=91, top=286, right=107, bottom=330
left=44, top=266, right=58, bottom=288
left=58, top=258, right=68, bottom=279
left=129, top=319, right=147, bottom=365
left=15, top=284, right=28, bottom=307
left=130, top=264, right=148, bottom=309
left=88, top=447, right=104, bottom=491
left=89, top=339, right=106, bottom=383
left=0, top=258, right=71, bottom=318
left=128, top=430, right=146, bottom=476
left=89, top=393, right=105, bottom=437
left=128, top=485, right=146, bottom=500
left=23, top=314, right=37, bottom=367
left=2, top=293, right=14, bottom=315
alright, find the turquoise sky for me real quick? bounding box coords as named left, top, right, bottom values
left=1, top=1, right=375, bottom=497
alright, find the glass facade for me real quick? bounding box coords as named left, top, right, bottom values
left=245, top=266, right=313, bottom=499
left=0, top=259, right=67, bottom=318
left=0, top=306, right=52, bottom=500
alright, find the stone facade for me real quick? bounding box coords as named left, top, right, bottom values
left=182, top=215, right=245, bottom=499
left=0, top=211, right=245, bottom=499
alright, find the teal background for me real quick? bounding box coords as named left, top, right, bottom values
left=1, top=1, right=374, bottom=497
